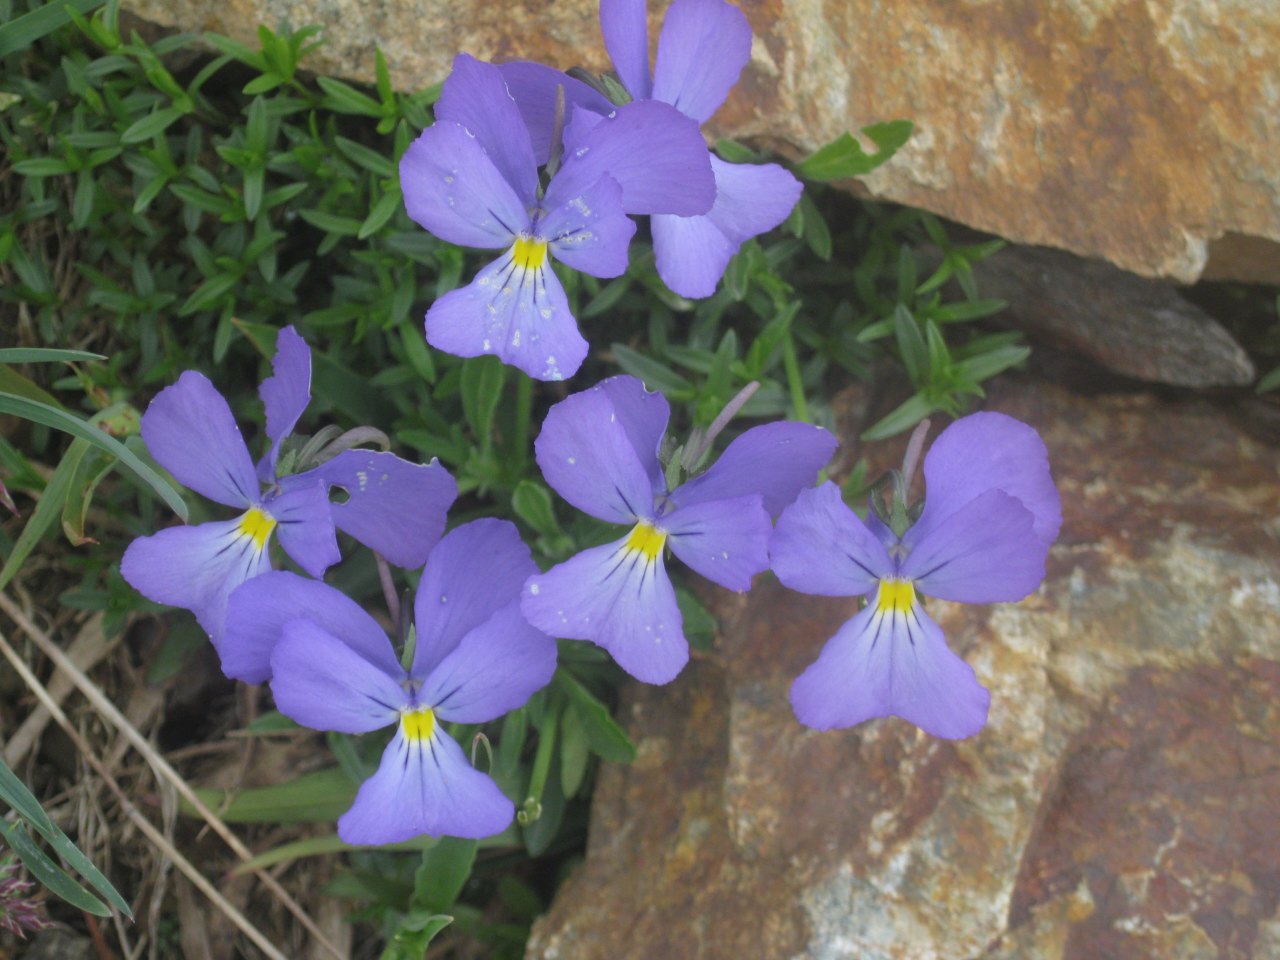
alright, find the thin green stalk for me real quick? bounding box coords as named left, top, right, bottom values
left=782, top=332, right=810, bottom=422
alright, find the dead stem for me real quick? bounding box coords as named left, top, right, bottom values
left=0, top=593, right=347, bottom=960
left=0, top=624, right=290, bottom=960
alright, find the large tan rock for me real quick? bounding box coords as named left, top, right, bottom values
left=526, top=377, right=1280, bottom=960
left=124, top=0, right=1280, bottom=283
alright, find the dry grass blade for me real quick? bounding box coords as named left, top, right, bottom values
left=0, top=625, right=290, bottom=960
left=0, top=593, right=347, bottom=960
left=4, top=610, right=115, bottom=767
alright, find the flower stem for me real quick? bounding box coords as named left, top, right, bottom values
left=374, top=552, right=400, bottom=627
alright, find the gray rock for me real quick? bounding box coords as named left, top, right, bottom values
left=955, top=244, right=1256, bottom=388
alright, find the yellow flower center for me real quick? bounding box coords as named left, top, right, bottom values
left=624, top=522, right=666, bottom=561
left=876, top=578, right=915, bottom=614
left=512, top=235, right=548, bottom=271
left=237, top=507, right=276, bottom=550
left=400, top=707, right=436, bottom=742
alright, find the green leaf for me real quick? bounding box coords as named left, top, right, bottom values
left=1, top=821, right=111, bottom=917
left=796, top=120, right=914, bottom=181
left=412, top=837, right=476, bottom=914
left=860, top=392, right=939, bottom=441
left=12, top=157, right=74, bottom=177
left=61, top=440, right=116, bottom=545
left=181, top=768, right=357, bottom=824
left=120, top=106, right=183, bottom=144
left=511, top=480, right=560, bottom=537
left=955, top=344, right=1030, bottom=382
left=0, top=757, right=132, bottom=917
left=554, top=671, right=636, bottom=763
left=0, top=0, right=105, bottom=57
left=714, top=139, right=760, bottom=163
left=0, top=438, right=79, bottom=594
left=233, top=833, right=435, bottom=875
left=892, top=304, right=928, bottom=385
left=558, top=706, right=590, bottom=799
left=610, top=344, right=693, bottom=398
left=1257, top=364, right=1280, bottom=394
left=798, top=190, right=832, bottom=260
left=676, top=587, right=717, bottom=652
left=316, top=76, right=382, bottom=117
left=239, top=710, right=300, bottom=735
left=359, top=187, right=401, bottom=239
left=0, top=394, right=187, bottom=520
left=931, top=298, right=1007, bottom=323
left=0, top=348, right=105, bottom=363
left=335, top=135, right=396, bottom=178
left=459, top=355, right=507, bottom=444
left=298, top=208, right=363, bottom=236
left=179, top=270, right=241, bottom=315
left=379, top=912, right=454, bottom=960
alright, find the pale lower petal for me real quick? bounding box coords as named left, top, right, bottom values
left=651, top=212, right=735, bottom=299
left=338, top=727, right=514, bottom=844
left=521, top=535, right=687, bottom=685
left=790, top=597, right=989, bottom=739
left=652, top=158, right=802, bottom=298
left=425, top=249, right=588, bottom=382
left=121, top=517, right=272, bottom=642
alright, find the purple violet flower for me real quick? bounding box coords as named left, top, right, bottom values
left=770, top=413, right=1062, bottom=739
left=401, top=53, right=715, bottom=381
left=222, top=520, right=556, bottom=842
left=121, top=326, right=457, bottom=647
left=521, top=375, right=836, bottom=684
left=500, top=0, right=803, bottom=299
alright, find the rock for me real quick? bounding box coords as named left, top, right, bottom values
left=122, top=0, right=1280, bottom=284
left=945, top=244, right=1256, bottom=388
left=526, top=379, right=1280, bottom=960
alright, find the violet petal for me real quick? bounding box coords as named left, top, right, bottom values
left=673, top=420, right=836, bottom=518
left=269, top=618, right=406, bottom=733
left=338, top=726, right=514, bottom=843
left=769, top=482, right=892, bottom=597
left=664, top=493, right=771, bottom=592
left=411, top=519, right=538, bottom=679
left=425, top=247, right=587, bottom=382
left=790, top=592, right=990, bottom=739
left=140, top=371, right=257, bottom=509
